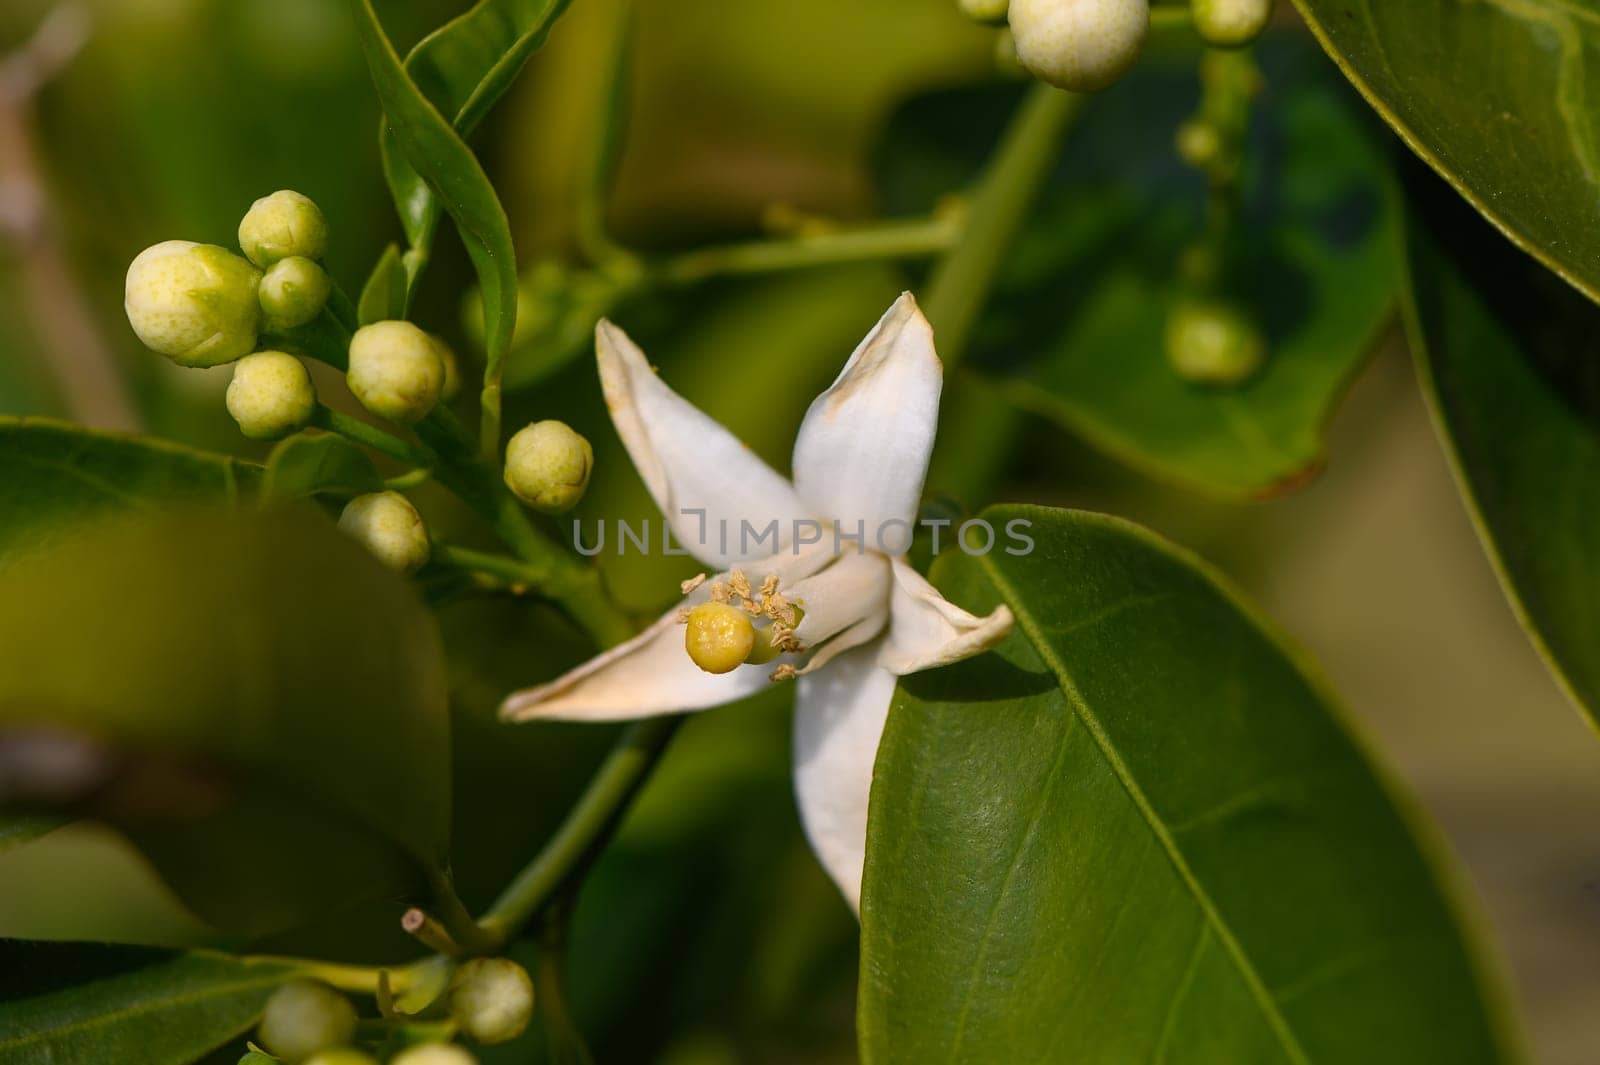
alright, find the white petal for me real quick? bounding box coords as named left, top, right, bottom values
left=791, top=293, right=942, bottom=536
left=788, top=552, right=892, bottom=651
left=597, top=320, right=814, bottom=570
left=501, top=553, right=829, bottom=723
left=793, top=643, right=897, bottom=912
left=878, top=556, right=1014, bottom=675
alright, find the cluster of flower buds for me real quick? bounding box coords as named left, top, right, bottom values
left=253, top=959, right=533, bottom=1064
left=125, top=189, right=333, bottom=440
left=959, top=0, right=1273, bottom=92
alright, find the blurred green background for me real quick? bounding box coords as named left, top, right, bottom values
left=1, top=1, right=1598, bottom=1062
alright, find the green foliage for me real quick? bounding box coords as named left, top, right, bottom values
left=1402, top=163, right=1600, bottom=728
left=359, top=244, right=411, bottom=326
left=262, top=435, right=385, bottom=503
left=860, top=505, right=1521, bottom=1064
left=0, top=944, right=301, bottom=1064
left=1293, top=0, right=1600, bottom=304
left=0, top=506, right=451, bottom=935
left=885, top=42, right=1396, bottom=498
left=0, top=419, right=257, bottom=568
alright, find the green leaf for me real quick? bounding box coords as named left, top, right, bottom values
left=885, top=42, right=1395, bottom=498
left=380, top=0, right=573, bottom=256
left=0, top=419, right=256, bottom=569
left=358, top=243, right=411, bottom=326
left=1292, top=0, right=1600, bottom=306
left=262, top=434, right=384, bottom=502
left=0, top=944, right=300, bottom=1064
left=0, top=507, right=452, bottom=935
left=859, top=505, right=1522, bottom=1064
left=350, top=0, right=526, bottom=439
left=1402, top=162, right=1600, bottom=728
left=0, top=817, right=64, bottom=856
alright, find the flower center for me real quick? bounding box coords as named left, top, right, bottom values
left=680, top=569, right=806, bottom=677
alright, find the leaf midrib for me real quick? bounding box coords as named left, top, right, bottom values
left=977, top=550, right=1314, bottom=1065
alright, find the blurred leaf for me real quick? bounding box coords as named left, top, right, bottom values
left=0, top=508, right=451, bottom=936
left=350, top=0, right=521, bottom=400
left=884, top=42, right=1395, bottom=498
left=0, top=420, right=257, bottom=569
left=382, top=0, right=573, bottom=255
left=359, top=243, right=411, bottom=325
left=262, top=434, right=384, bottom=502
left=0, top=817, right=63, bottom=856
left=0, top=943, right=300, bottom=1064
left=1293, top=0, right=1600, bottom=306
left=860, top=505, right=1521, bottom=1064
left=1402, top=162, right=1600, bottom=729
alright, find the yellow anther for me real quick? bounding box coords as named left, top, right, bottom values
left=684, top=602, right=756, bottom=675
left=769, top=664, right=799, bottom=683
left=681, top=573, right=708, bottom=596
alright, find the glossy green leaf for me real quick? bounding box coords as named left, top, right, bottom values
left=350, top=0, right=519, bottom=421
left=860, top=505, right=1521, bottom=1064
left=262, top=434, right=384, bottom=502
left=1293, top=0, right=1600, bottom=306
left=0, top=944, right=300, bottom=1064
left=359, top=242, right=411, bottom=326
left=0, top=508, right=451, bottom=935
left=1402, top=163, right=1600, bottom=728
left=381, top=0, right=572, bottom=256
left=0, top=419, right=256, bottom=569
left=885, top=43, right=1395, bottom=498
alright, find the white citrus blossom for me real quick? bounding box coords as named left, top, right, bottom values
left=501, top=293, right=1014, bottom=910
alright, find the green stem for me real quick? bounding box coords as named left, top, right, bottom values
left=1149, top=4, right=1195, bottom=31
left=312, top=406, right=431, bottom=467
left=478, top=717, right=681, bottom=948
left=656, top=215, right=960, bottom=287
left=434, top=543, right=548, bottom=588
left=422, top=865, right=498, bottom=957
left=923, top=83, right=1084, bottom=368
left=532, top=915, right=596, bottom=1065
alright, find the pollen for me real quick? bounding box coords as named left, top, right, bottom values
left=683, top=602, right=757, bottom=675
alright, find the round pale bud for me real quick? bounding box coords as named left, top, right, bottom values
left=1193, top=0, right=1272, bottom=47
left=1009, top=0, right=1149, bottom=93
left=226, top=351, right=316, bottom=440
left=125, top=240, right=262, bottom=367
left=304, top=1052, right=379, bottom=1065
left=346, top=321, right=445, bottom=425
left=503, top=421, right=593, bottom=514
left=390, top=1046, right=478, bottom=1065
left=338, top=491, right=431, bottom=574
left=685, top=603, right=756, bottom=675
left=259, top=256, right=332, bottom=330
left=256, top=980, right=358, bottom=1064
left=448, top=958, right=534, bottom=1046
left=431, top=335, right=463, bottom=402
left=959, top=0, right=1009, bottom=23
left=1165, top=298, right=1265, bottom=385
left=239, top=190, right=329, bottom=268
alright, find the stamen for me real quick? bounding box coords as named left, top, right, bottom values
left=769, top=664, right=798, bottom=683
left=680, top=573, right=708, bottom=595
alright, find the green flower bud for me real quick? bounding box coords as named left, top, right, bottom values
left=256, top=981, right=358, bottom=1064
left=1175, top=120, right=1222, bottom=167
left=226, top=351, right=316, bottom=440
left=1165, top=298, right=1265, bottom=385
left=431, top=334, right=463, bottom=402
left=959, top=0, right=1009, bottom=23
left=304, top=1052, right=379, bottom=1065
left=1193, top=0, right=1273, bottom=47
left=338, top=491, right=431, bottom=574
left=125, top=240, right=262, bottom=367
left=448, top=958, right=535, bottom=1046
left=346, top=321, right=445, bottom=425
left=390, top=1046, right=478, bottom=1065
left=503, top=420, right=593, bottom=514
left=239, top=190, right=329, bottom=268
left=260, top=256, right=332, bottom=330
left=1009, top=0, right=1149, bottom=93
